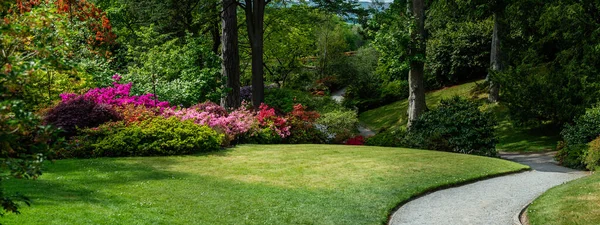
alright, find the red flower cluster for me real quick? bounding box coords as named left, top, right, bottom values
left=54, top=0, right=116, bottom=48
left=345, top=136, right=365, bottom=145
left=257, top=104, right=290, bottom=138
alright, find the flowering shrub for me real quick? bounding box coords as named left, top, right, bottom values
left=163, top=102, right=255, bottom=142
left=345, top=136, right=365, bottom=145
left=115, top=104, right=159, bottom=124
left=60, top=74, right=170, bottom=109
left=257, top=103, right=290, bottom=138
left=190, top=101, right=227, bottom=116
left=284, top=104, right=324, bottom=144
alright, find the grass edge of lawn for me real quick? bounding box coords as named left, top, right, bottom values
left=524, top=171, right=597, bottom=225
left=385, top=165, right=531, bottom=224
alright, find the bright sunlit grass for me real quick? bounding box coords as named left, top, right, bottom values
left=2, top=144, right=527, bottom=225
left=528, top=172, right=600, bottom=225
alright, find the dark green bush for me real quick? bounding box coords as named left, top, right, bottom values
left=556, top=106, right=600, bottom=168
left=64, top=117, right=222, bottom=158
left=365, top=128, right=407, bottom=147
left=406, top=97, right=498, bottom=157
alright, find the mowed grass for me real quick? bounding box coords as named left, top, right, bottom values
left=527, top=172, right=600, bottom=225
left=358, top=81, right=560, bottom=152
left=2, top=145, right=527, bottom=225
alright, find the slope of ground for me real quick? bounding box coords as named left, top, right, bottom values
left=2, top=145, right=526, bottom=225
left=358, top=81, right=560, bottom=152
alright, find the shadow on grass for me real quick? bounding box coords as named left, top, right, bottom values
left=5, top=157, right=193, bottom=207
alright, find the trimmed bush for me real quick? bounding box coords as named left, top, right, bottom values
left=407, top=97, right=498, bottom=157
left=44, top=97, right=122, bottom=135
left=64, top=117, right=222, bottom=158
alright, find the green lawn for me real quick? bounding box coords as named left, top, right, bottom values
left=527, top=172, right=600, bottom=225
left=358, top=81, right=560, bottom=152
left=2, top=145, right=527, bottom=225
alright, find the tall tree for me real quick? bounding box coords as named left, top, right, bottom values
left=242, top=0, right=267, bottom=108
left=407, top=0, right=427, bottom=128
left=487, top=2, right=502, bottom=103
left=222, top=0, right=241, bottom=108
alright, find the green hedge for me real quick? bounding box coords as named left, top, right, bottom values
left=63, top=117, right=223, bottom=158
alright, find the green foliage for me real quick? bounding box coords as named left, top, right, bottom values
left=585, top=137, right=600, bottom=171
left=556, top=105, right=600, bottom=169
left=0, top=100, right=60, bottom=215
left=365, top=128, right=407, bottom=147
left=124, top=27, right=222, bottom=106
left=498, top=0, right=600, bottom=126
left=343, top=46, right=406, bottom=112
left=242, top=127, right=283, bottom=144
left=65, top=117, right=222, bottom=158
left=264, top=88, right=345, bottom=114
left=316, top=109, right=358, bottom=143
left=1, top=2, right=114, bottom=110
left=425, top=20, right=492, bottom=89
left=407, top=97, right=498, bottom=157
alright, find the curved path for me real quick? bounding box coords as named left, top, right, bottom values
left=389, top=151, right=588, bottom=225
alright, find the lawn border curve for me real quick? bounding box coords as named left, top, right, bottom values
left=386, top=167, right=531, bottom=225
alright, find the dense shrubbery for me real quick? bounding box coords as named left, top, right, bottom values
left=366, top=97, right=497, bottom=157
left=163, top=101, right=255, bottom=144
left=0, top=100, right=61, bottom=214
left=556, top=106, right=600, bottom=169
left=44, top=97, right=122, bottom=136
left=407, top=97, right=497, bottom=156
left=365, top=128, right=407, bottom=147
left=263, top=87, right=347, bottom=114
left=425, top=20, right=492, bottom=89
left=123, top=27, right=222, bottom=107
left=585, top=137, right=600, bottom=171
left=63, top=118, right=222, bottom=158
left=284, top=104, right=324, bottom=144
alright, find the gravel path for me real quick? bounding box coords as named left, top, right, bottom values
left=389, top=151, right=588, bottom=225
left=331, top=87, right=347, bottom=103
left=330, top=87, right=376, bottom=137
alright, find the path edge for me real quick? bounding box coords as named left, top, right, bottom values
left=385, top=167, right=531, bottom=225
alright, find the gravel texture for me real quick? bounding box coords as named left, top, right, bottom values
left=389, top=151, right=588, bottom=225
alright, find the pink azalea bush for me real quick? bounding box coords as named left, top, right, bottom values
left=163, top=102, right=291, bottom=141
left=60, top=74, right=170, bottom=109
left=162, top=102, right=256, bottom=139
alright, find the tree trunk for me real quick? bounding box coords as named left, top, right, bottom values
left=407, top=0, right=427, bottom=128
left=244, top=0, right=266, bottom=109
left=488, top=11, right=502, bottom=103
left=221, top=0, right=241, bottom=108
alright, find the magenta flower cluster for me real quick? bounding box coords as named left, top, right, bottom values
left=60, top=74, right=170, bottom=109
left=162, top=102, right=256, bottom=138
